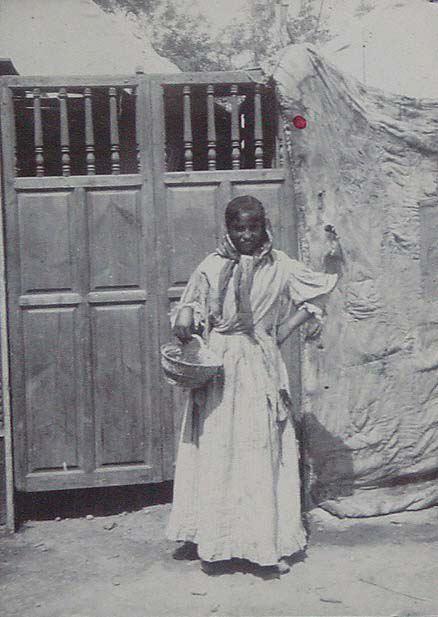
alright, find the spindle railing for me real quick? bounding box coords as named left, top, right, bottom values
left=163, top=79, right=281, bottom=172
left=11, top=81, right=139, bottom=177
left=9, top=74, right=282, bottom=177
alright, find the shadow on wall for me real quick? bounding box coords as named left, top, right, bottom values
left=301, top=413, right=354, bottom=509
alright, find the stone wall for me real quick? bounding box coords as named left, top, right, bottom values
left=275, top=45, right=438, bottom=516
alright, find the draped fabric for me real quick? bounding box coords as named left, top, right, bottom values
left=166, top=249, right=337, bottom=565
left=275, top=45, right=438, bottom=517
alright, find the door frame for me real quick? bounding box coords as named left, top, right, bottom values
left=0, top=84, right=15, bottom=529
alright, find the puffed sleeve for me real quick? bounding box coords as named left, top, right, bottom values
left=287, top=257, right=338, bottom=321
left=170, top=265, right=210, bottom=329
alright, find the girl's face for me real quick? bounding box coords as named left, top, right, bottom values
left=228, top=210, right=265, bottom=255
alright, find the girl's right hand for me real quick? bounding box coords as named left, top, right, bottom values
left=172, top=324, right=193, bottom=343
left=172, top=306, right=194, bottom=343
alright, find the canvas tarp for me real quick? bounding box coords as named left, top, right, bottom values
left=274, top=45, right=438, bottom=517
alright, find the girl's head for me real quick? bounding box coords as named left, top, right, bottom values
left=225, top=195, right=267, bottom=255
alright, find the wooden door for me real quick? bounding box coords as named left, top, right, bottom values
left=148, top=75, right=301, bottom=479
left=0, top=77, right=162, bottom=491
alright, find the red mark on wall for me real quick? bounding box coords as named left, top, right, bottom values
left=292, top=115, right=307, bottom=129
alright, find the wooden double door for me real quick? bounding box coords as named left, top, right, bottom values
left=0, top=72, right=298, bottom=492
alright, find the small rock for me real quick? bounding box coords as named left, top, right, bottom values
left=112, top=580, right=121, bottom=586
left=122, top=511, right=128, bottom=516
left=211, top=605, right=220, bottom=613
left=103, top=521, right=117, bottom=531
left=111, top=554, right=120, bottom=559
left=86, top=515, right=94, bottom=521
left=34, top=542, right=45, bottom=548
left=191, top=591, right=207, bottom=597
left=35, top=603, right=41, bottom=608
left=320, top=597, right=342, bottom=604
left=55, top=516, right=62, bottom=522
left=41, top=547, right=48, bottom=552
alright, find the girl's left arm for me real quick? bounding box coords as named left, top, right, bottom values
left=276, top=307, right=312, bottom=346
left=277, top=225, right=342, bottom=345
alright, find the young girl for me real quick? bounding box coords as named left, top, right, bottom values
left=167, top=195, right=338, bottom=575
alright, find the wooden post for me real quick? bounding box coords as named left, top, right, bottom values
left=0, top=86, right=16, bottom=531
left=33, top=88, right=44, bottom=177
left=231, top=84, right=240, bottom=170
left=254, top=83, right=264, bottom=169
left=11, top=95, right=18, bottom=177
left=84, top=87, right=95, bottom=175
left=59, top=88, right=70, bottom=176
left=207, top=84, right=216, bottom=170
left=134, top=85, right=141, bottom=173
left=183, top=85, right=193, bottom=171
left=109, top=87, right=120, bottom=174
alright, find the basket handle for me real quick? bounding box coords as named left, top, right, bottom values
left=189, top=333, right=205, bottom=347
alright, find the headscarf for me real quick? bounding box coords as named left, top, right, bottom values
left=210, top=222, right=273, bottom=333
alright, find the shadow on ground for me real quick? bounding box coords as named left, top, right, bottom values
left=14, top=481, right=173, bottom=527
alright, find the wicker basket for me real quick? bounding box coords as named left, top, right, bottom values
left=160, top=335, right=223, bottom=388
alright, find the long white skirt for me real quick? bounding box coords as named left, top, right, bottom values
left=166, top=330, right=306, bottom=566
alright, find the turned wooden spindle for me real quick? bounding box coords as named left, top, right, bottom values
left=33, top=88, right=44, bottom=177
left=207, top=84, right=216, bottom=170
left=109, top=87, right=120, bottom=174
left=231, top=84, right=240, bottom=170
left=183, top=85, right=193, bottom=171
left=274, top=94, right=284, bottom=168
left=84, top=87, right=95, bottom=175
left=59, top=88, right=70, bottom=176
left=254, top=84, right=264, bottom=169
left=277, top=117, right=285, bottom=168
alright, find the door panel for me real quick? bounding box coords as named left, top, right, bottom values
left=88, top=190, right=142, bottom=290
left=18, top=191, right=75, bottom=293
left=12, top=182, right=160, bottom=490
left=24, top=307, right=80, bottom=473
left=92, top=304, right=147, bottom=467
left=167, top=184, right=220, bottom=285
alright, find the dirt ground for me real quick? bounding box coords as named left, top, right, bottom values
left=1, top=490, right=438, bottom=617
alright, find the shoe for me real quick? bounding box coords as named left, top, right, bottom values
left=172, top=542, right=199, bottom=561
left=200, top=560, right=217, bottom=575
